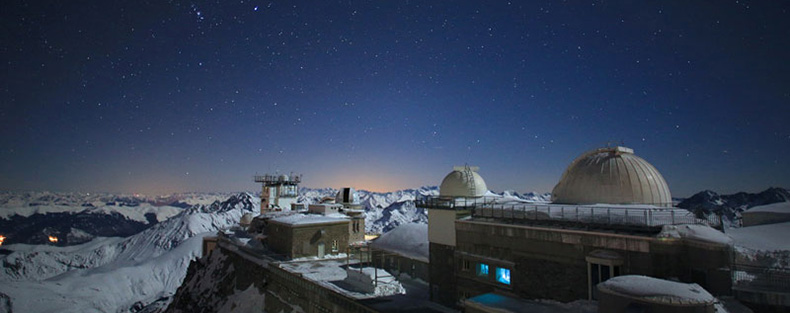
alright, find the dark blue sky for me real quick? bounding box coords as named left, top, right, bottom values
left=1, top=1, right=789, bottom=196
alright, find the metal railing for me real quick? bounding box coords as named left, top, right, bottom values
left=415, top=196, right=721, bottom=229
left=733, top=264, right=790, bottom=292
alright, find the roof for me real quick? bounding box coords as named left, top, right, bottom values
left=728, top=221, right=790, bottom=252
left=439, top=165, right=487, bottom=197
left=552, top=146, right=672, bottom=207
left=745, top=201, right=790, bottom=214
left=597, top=275, right=715, bottom=305
left=269, top=214, right=349, bottom=226
left=370, top=223, right=429, bottom=262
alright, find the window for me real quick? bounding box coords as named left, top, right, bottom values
left=462, top=259, right=471, bottom=271
left=496, top=267, right=511, bottom=285
left=477, top=263, right=489, bottom=276
left=331, top=240, right=338, bottom=253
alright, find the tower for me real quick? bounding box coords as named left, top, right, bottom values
left=254, top=173, right=301, bottom=213
left=419, top=165, right=487, bottom=306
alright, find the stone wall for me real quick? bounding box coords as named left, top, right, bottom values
left=268, top=221, right=350, bottom=259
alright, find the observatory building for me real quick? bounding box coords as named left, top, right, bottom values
left=418, top=152, right=732, bottom=310
left=551, top=146, right=672, bottom=207
left=254, top=173, right=301, bottom=213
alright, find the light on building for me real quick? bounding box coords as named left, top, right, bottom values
left=0, top=235, right=5, bottom=247
left=48, top=235, right=59, bottom=243
left=496, top=267, right=511, bottom=285
left=477, top=263, right=489, bottom=276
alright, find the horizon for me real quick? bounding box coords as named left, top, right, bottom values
left=2, top=2, right=789, bottom=198
left=2, top=183, right=786, bottom=200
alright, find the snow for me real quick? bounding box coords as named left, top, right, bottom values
left=657, top=224, right=732, bottom=245
left=0, top=203, right=181, bottom=224
left=369, top=223, right=428, bottom=262
left=0, top=193, right=257, bottom=312
left=746, top=201, right=790, bottom=214
left=728, top=221, right=790, bottom=252
left=598, top=275, right=715, bottom=304
left=270, top=213, right=349, bottom=226
left=278, top=260, right=405, bottom=299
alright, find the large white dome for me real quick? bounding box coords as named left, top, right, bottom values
left=551, top=146, right=672, bottom=207
left=439, top=166, right=487, bottom=198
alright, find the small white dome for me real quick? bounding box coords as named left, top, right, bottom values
left=278, top=174, right=289, bottom=182
left=336, top=187, right=359, bottom=204
left=440, top=166, right=487, bottom=198
left=551, top=146, right=672, bottom=206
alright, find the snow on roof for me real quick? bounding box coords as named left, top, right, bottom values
left=745, top=201, right=790, bottom=214
left=465, top=293, right=597, bottom=313
left=369, top=223, right=428, bottom=263
left=657, top=224, right=732, bottom=245
left=270, top=213, right=349, bottom=226
left=598, top=275, right=715, bottom=305
left=728, top=221, right=790, bottom=252
left=278, top=260, right=404, bottom=299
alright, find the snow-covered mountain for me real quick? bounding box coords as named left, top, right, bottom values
left=0, top=193, right=256, bottom=313
left=299, top=186, right=550, bottom=233
left=677, top=187, right=790, bottom=226
left=0, top=192, right=205, bottom=246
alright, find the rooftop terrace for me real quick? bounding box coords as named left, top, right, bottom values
left=416, top=196, right=722, bottom=232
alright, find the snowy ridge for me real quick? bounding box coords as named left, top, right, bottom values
left=677, top=187, right=790, bottom=227
left=0, top=193, right=257, bottom=313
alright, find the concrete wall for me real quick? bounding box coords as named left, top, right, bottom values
left=742, top=211, right=790, bottom=227
left=371, top=249, right=429, bottom=281
left=429, top=209, right=458, bottom=246
left=451, top=220, right=732, bottom=303
left=430, top=242, right=458, bottom=307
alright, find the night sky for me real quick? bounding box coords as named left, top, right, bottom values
left=2, top=1, right=789, bottom=196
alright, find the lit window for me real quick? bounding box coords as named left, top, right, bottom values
left=477, top=263, right=489, bottom=276
left=496, top=267, right=511, bottom=285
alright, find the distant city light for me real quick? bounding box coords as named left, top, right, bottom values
left=0, top=235, right=5, bottom=247
left=48, top=235, right=59, bottom=243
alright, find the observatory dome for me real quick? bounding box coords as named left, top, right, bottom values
left=551, top=146, right=672, bottom=207
left=336, top=187, right=359, bottom=204
left=439, top=166, right=487, bottom=198
left=278, top=174, right=289, bottom=181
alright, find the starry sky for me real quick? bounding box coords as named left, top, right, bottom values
left=1, top=1, right=789, bottom=197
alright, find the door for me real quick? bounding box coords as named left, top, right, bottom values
left=317, top=242, right=325, bottom=258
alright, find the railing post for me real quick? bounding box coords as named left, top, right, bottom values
left=607, top=208, right=611, bottom=224
left=534, top=206, right=538, bottom=221
left=644, top=210, right=648, bottom=226
left=561, top=206, right=564, bottom=219
left=625, top=209, right=629, bottom=224
left=575, top=207, right=579, bottom=221
left=671, top=210, right=675, bottom=225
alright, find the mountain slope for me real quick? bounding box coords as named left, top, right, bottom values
left=677, top=187, right=790, bottom=225
left=0, top=193, right=257, bottom=313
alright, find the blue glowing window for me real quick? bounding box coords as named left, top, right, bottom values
left=496, top=267, right=511, bottom=285
left=477, top=263, right=489, bottom=276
